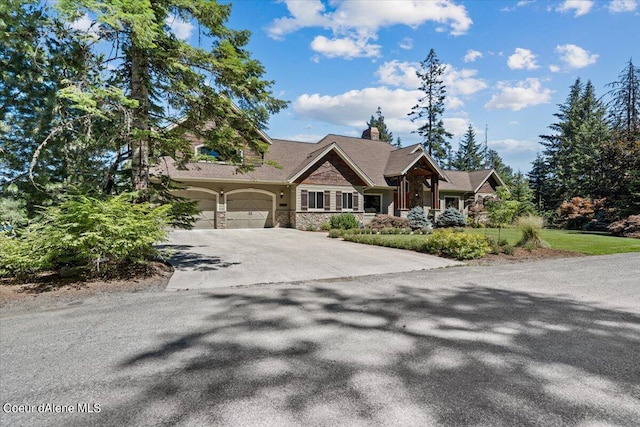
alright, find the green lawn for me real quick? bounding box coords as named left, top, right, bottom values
left=466, top=228, right=640, bottom=255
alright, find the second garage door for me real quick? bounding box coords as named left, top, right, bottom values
left=226, top=192, right=273, bottom=228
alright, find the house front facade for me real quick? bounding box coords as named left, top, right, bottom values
left=153, top=127, right=505, bottom=229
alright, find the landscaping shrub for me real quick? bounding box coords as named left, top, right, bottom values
left=342, top=229, right=490, bottom=260
left=0, top=194, right=171, bottom=278
left=328, top=229, right=343, bottom=238
left=516, top=215, right=548, bottom=249
left=367, top=214, right=410, bottom=231
left=320, top=221, right=331, bottom=231
left=608, top=215, right=640, bottom=238
left=406, top=207, right=432, bottom=231
left=436, top=207, right=466, bottom=228
left=329, top=213, right=359, bottom=230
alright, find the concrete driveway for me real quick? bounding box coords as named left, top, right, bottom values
left=162, top=228, right=460, bottom=290
left=1, top=254, right=639, bottom=426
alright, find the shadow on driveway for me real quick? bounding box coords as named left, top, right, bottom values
left=157, top=244, right=240, bottom=272
left=90, top=283, right=639, bottom=425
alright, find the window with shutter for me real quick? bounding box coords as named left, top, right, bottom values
left=336, top=191, right=342, bottom=210
left=342, top=192, right=353, bottom=209
left=353, top=192, right=359, bottom=211
left=301, top=190, right=308, bottom=211
left=324, top=190, right=331, bottom=211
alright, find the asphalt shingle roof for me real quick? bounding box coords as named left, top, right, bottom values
left=153, top=133, right=493, bottom=191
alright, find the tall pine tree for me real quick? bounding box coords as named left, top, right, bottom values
left=538, top=78, right=608, bottom=209
left=605, top=59, right=640, bottom=215
left=408, top=49, right=452, bottom=166
left=50, top=0, right=287, bottom=194
left=451, top=125, right=484, bottom=170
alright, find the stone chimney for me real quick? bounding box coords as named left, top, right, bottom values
left=361, top=126, right=380, bottom=141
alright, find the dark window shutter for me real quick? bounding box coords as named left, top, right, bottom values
left=324, top=190, right=331, bottom=211
left=336, top=191, right=342, bottom=210
left=353, top=192, right=359, bottom=211
left=301, top=190, right=308, bottom=211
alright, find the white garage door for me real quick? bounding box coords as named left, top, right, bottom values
left=227, top=192, right=273, bottom=228
left=173, top=190, right=217, bottom=229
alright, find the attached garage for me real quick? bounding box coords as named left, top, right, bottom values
left=172, top=189, right=217, bottom=229
left=226, top=190, right=274, bottom=229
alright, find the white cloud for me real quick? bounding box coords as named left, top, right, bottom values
left=507, top=48, right=539, bottom=70
left=555, top=44, right=598, bottom=68
left=285, top=134, right=323, bottom=142
left=557, top=0, right=594, bottom=16
left=485, top=78, right=553, bottom=111
left=267, top=0, right=472, bottom=59
left=165, top=14, right=194, bottom=40
left=549, top=64, right=561, bottom=72
left=376, top=60, right=422, bottom=89
left=446, top=97, right=464, bottom=110
left=443, top=65, right=488, bottom=96
left=310, top=35, right=380, bottom=59
left=69, top=14, right=99, bottom=37
left=463, top=49, right=483, bottom=63
left=376, top=61, right=487, bottom=98
left=501, top=0, right=534, bottom=12
left=608, top=0, right=637, bottom=12
left=443, top=117, right=470, bottom=138
left=489, top=138, right=539, bottom=153
left=399, top=37, right=413, bottom=50
left=293, top=87, right=421, bottom=130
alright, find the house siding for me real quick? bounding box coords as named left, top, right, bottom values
left=294, top=184, right=364, bottom=229
left=297, top=152, right=366, bottom=186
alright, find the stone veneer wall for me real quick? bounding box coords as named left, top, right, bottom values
left=216, top=211, right=226, bottom=229
left=275, top=211, right=294, bottom=228
left=294, top=212, right=364, bottom=230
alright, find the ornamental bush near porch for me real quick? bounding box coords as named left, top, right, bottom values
left=436, top=207, right=466, bottom=228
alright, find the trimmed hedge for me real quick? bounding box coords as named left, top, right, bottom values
left=342, top=229, right=490, bottom=260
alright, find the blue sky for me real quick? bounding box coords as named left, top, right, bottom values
left=101, top=1, right=640, bottom=173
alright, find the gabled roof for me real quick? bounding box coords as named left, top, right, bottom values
left=154, top=131, right=503, bottom=190
left=287, top=142, right=375, bottom=187
left=439, top=169, right=505, bottom=192
left=384, top=144, right=448, bottom=180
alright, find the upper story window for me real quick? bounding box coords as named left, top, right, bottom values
left=195, top=145, right=243, bottom=164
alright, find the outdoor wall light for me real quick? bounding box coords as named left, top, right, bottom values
left=220, top=190, right=224, bottom=196
left=280, top=191, right=284, bottom=198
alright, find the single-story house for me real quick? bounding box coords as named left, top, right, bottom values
left=153, top=127, right=505, bottom=229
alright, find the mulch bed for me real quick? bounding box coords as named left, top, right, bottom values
left=0, top=261, right=173, bottom=314
left=466, top=247, right=584, bottom=266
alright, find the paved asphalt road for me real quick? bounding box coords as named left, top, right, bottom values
left=1, top=253, right=639, bottom=426
left=162, top=229, right=460, bottom=290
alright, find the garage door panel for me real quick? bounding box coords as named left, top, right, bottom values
left=227, top=192, right=273, bottom=229
left=172, top=190, right=217, bottom=229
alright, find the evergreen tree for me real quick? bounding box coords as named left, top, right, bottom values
left=394, top=136, right=402, bottom=148
left=366, top=107, right=394, bottom=144
left=510, top=171, right=536, bottom=216
left=484, top=149, right=514, bottom=185
left=0, top=0, right=107, bottom=210
left=605, top=59, right=640, bottom=216
left=451, top=125, right=484, bottom=170
left=539, top=79, right=609, bottom=209
left=527, top=153, right=551, bottom=211
left=25, top=0, right=288, bottom=196
left=408, top=49, right=452, bottom=166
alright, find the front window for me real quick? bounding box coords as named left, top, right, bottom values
left=364, top=195, right=382, bottom=213
left=342, top=192, right=353, bottom=210
left=308, top=191, right=324, bottom=209
left=445, top=196, right=459, bottom=209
